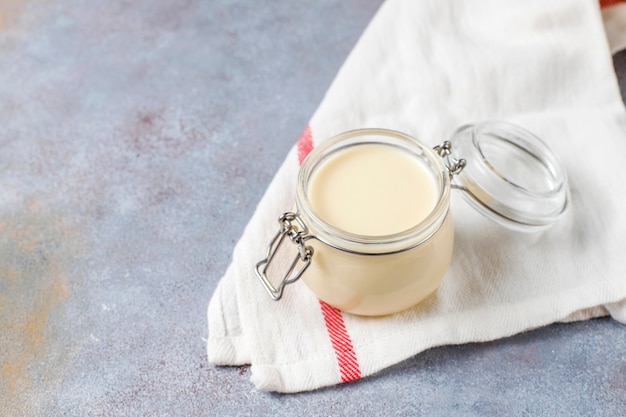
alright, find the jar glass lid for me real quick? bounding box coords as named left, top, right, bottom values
left=445, top=121, right=569, bottom=231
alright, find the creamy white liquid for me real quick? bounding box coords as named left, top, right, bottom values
left=301, top=142, right=453, bottom=316
left=308, top=144, right=438, bottom=236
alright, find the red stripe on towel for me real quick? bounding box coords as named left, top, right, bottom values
left=297, top=125, right=314, bottom=165
left=319, top=300, right=362, bottom=382
left=296, top=125, right=361, bottom=383
left=600, top=0, right=625, bottom=8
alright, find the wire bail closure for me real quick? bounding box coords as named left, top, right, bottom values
left=255, top=212, right=314, bottom=300
left=434, top=140, right=466, bottom=178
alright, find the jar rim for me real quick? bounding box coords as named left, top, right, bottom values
left=296, top=128, right=451, bottom=255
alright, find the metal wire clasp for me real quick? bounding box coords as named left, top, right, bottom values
left=255, top=212, right=314, bottom=300
left=434, top=140, right=466, bottom=178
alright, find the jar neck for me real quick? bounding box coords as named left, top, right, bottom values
left=296, top=128, right=451, bottom=255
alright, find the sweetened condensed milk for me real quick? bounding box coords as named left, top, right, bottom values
left=297, top=135, right=454, bottom=316
left=308, top=144, right=438, bottom=236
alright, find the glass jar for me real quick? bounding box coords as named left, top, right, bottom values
left=256, top=122, right=569, bottom=316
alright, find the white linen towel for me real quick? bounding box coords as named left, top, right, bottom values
left=208, top=0, right=626, bottom=393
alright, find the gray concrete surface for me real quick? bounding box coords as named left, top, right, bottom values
left=0, top=0, right=625, bottom=416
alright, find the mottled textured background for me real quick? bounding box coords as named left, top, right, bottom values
left=0, top=1, right=625, bottom=416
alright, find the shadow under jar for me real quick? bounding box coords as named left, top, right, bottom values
left=256, top=123, right=569, bottom=316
